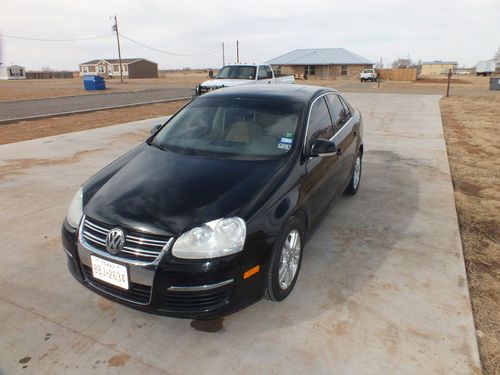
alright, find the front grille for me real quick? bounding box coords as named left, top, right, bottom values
left=81, top=217, right=170, bottom=263
left=161, top=288, right=232, bottom=313
left=82, top=265, right=151, bottom=304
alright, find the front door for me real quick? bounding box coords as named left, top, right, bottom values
left=322, top=66, right=329, bottom=79
left=301, top=96, right=343, bottom=224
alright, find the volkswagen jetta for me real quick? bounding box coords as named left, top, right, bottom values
left=61, top=84, right=364, bottom=319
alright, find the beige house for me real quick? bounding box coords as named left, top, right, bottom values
left=420, top=61, right=458, bottom=75
left=266, top=48, right=374, bottom=79
left=79, top=58, right=158, bottom=79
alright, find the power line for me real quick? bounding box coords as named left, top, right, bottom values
left=0, top=33, right=113, bottom=42
left=119, top=33, right=222, bottom=57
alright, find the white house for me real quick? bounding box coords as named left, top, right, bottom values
left=0, top=64, right=27, bottom=80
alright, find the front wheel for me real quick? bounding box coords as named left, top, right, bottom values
left=265, top=217, right=305, bottom=301
left=345, top=152, right=362, bottom=195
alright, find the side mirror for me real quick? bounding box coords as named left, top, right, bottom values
left=307, top=139, right=338, bottom=157
left=150, top=124, right=162, bottom=135
left=208, top=70, right=214, bottom=78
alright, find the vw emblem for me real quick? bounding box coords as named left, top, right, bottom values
left=106, top=228, right=125, bottom=254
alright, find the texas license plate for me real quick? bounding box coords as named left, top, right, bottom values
left=91, top=255, right=129, bottom=290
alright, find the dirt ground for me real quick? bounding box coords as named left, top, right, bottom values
left=441, top=95, right=500, bottom=375
left=0, top=72, right=499, bottom=373
left=0, top=100, right=188, bottom=144
left=0, top=71, right=207, bottom=102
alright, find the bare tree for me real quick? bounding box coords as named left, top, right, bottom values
left=494, top=47, right=500, bottom=61
left=41, top=66, right=53, bottom=72
left=392, top=55, right=414, bottom=68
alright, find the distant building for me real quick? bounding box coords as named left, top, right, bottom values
left=420, top=61, right=458, bottom=75
left=266, top=48, right=374, bottom=79
left=78, top=58, right=158, bottom=79
left=0, top=64, right=26, bottom=80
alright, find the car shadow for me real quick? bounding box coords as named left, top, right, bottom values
left=220, top=150, right=422, bottom=331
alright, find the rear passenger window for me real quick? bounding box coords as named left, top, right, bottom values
left=306, top=97, right=334, bottom=151
left=326, top=94, right=348, bottom=133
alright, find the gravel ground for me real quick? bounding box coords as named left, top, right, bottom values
left=0, top=88, right=192, bottom=122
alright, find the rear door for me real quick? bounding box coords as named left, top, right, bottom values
left=325, top=94, right=357, bottom=189
left=302, top=96, right=343, bottom=223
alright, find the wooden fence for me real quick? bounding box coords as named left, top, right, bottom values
left=377, top=68, right=417, bottom=81
left=26, top=71, right=74, bottom=79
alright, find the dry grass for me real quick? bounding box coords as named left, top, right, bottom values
left=441, top=95, right=500, bottom=375
left=0, top=100, right=188, bottom=145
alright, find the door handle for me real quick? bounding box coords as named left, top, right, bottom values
left=353, top=131, right=357, bottom=137
left=336, top=148, right=343, bottom=156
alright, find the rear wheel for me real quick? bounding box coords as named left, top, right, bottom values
left=265, top=217, right=305, bottom=301
left=345, top=152, right=362, bottom=195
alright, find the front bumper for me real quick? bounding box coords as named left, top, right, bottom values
left=61, top=218, right=269, bottom=319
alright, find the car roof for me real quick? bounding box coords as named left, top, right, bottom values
left=200, top=84, right=339, bottom=102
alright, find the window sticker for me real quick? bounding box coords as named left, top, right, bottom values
left=285, top=131, right=294, bottom=138
left=280, top=137, right=293, bottom=144
left=277, top=143, right=292, bottom=150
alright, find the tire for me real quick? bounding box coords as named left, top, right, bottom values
left=265, top=216, right=306, bottom=301
left=345, top=152, right=362, bottom=195
left=360, top=79, right=364, bottom=82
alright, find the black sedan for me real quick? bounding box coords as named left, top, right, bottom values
left=61, top=84, right=364, bottom=319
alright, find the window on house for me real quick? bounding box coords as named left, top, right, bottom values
left=304, top=66, right=316, bottom=77
left=83, top=67, right=89, bottom=73
left=275, top=65, right=282, bottom=75
left=123, top=65, right=128, bottom=72
left=341, top=65, right=348, bottom=75
left=97, top=65, right=105, bottom=73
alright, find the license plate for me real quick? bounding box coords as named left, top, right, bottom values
left=91, top=255, right=129, bottom=290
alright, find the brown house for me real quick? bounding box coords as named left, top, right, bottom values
left=79, top=58, right=158, bottom=79
left=266, top=48, right=374, bottom=79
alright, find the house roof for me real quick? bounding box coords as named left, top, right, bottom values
left=265, top=48, right=374, bottom=65
left=421, top=61, right=458, bottom=65
left=79, top=58, right=155, bottom=65
left=0, top=64, right=25, bottom=69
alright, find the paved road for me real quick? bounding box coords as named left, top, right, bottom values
left=0, top=94, right=480, bottom=374
left=0, top=88, right=192, bottom=122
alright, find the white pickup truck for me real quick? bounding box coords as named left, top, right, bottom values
left=360, top=68, right=377, bottom=82
left=195, top=64, right=295, bottom=95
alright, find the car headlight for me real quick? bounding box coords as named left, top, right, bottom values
left=172, top=217, right=246, bottom=259
left=66, top=187, right=83, bottom=228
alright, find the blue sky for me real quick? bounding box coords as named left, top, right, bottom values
left=0, top=0, right=498, bottom=70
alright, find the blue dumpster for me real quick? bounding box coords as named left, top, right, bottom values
left=83, top=75, right=106, bottom=91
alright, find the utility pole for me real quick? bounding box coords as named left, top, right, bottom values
left=112, top=15, right=124, bottom=83
left=236, top=40, right=239, bottom=63
left=222, top=42, right=225, bottom=66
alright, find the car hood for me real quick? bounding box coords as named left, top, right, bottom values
left=200, top=79, right=254, bottom=88
left=84, top=144, right=285, bottom=237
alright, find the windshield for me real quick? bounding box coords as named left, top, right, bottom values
left=363, top=69, right=374, bottom=73
left=152, top=97, right=304, bottom=159
left=215, top=66, right=257, bottom=80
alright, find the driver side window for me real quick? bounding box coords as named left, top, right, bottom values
left=257, top=66, right=268, bottom=80
left=305, top=97, right=334, bottom=152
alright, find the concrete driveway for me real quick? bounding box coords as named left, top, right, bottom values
left=0, top=93, right=481, bottom=374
